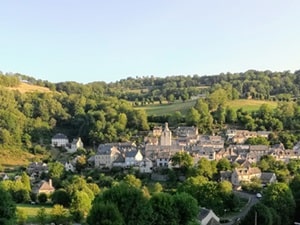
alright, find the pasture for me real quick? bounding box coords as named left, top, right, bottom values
left=138, top=99, right=278, bottom=116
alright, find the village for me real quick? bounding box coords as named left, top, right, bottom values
left=17, top=122, right=300, bottom=198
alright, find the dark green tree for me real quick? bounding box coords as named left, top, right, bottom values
left=0, top=186, right=16, bottom=225
left=262, top=182, right=295, bottom=225
left=87, top=201, right=124, bottom=225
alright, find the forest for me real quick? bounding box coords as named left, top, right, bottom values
left=1, top=69, right=300, bottom=151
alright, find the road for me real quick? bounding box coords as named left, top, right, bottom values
left=222, top=191, right=259, bottom=225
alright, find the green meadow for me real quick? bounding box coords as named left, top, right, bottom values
left=137, top=99, right=278, bottom=116
left=17, top=204, right=53, bottom=222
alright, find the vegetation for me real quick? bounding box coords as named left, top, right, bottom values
left=1, top=69, right=300, bottom=224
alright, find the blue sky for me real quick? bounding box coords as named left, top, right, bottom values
left=0, top=0, right=299, bottom=84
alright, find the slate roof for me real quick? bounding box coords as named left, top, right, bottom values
left=52, top=133, right=68, bottom=139
left=125, top=150, right=138, bottom=158
left=261, top=172, right=276, bottom=183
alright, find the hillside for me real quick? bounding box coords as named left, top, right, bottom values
left=0, top=148, right=37, bottom=168
left=6, top=82, right=51, bottom=93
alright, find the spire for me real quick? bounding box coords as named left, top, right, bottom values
left=165, top=122, right=169, bottom=131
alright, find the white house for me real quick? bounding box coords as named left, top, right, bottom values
left=95, top=145, right=121, bottom=168
left=51, top=133, right=69, bottom=147
left=67, top=137, right=84, bottom=153
left=139, top=158, right=153, bottom=173
left=125, top=149, right=143, bottom=166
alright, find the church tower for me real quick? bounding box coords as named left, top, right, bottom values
left=160, top=122, right=172, bottom=146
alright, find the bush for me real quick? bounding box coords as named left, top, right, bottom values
left=38, top=193, right=48, bottom=203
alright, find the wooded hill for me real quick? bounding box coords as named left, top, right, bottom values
left=1, top=69, right=300, bottom=156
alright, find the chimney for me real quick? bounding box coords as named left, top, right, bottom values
left=49, top=179, right=52, bottom=187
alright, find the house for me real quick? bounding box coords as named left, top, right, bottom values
left=51, top=133, right=69, bottom=147
left=112, top=154, right=125, bottom=167
left=198, top=208, right=221, bottom=225
left=139, top=158, right=153, bottom=173
left=249, top=145, right=269, bottom=157
left=231, top=167, right=261, bottom=188
left=67, top=137, right=84, bottom=153
left=95, top=145, right=121, bottom=168
left=27, top=162, right=48, bottom=177
left=125, top=149, right=143, bottom=166
left=260, top=172, right=277, bottom=187
left=174, top=126, right=198, bottom=138
left=231, top=130, right=257, bottom=144
left=65, top=162, right=75, bottom=172
left=33, top=179, right=55, bottom=195
left=156, top=151, right=171, bottom=167
left=191, top=146, right=216, bottom=160
left=0, top=173, right=9, bottom=180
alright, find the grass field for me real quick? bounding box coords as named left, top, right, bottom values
left=225, top=99, right=278, bottom=112
left=137, top=99, right=278, bottom=116
left=6, top=82, right=51, bottom=93
left=17, top=204, right=53, bottom=222
left=136, top=99, right=197, bottom=116
left=0, top=148, right=36, bottom=167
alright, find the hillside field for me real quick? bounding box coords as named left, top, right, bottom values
left=6, top=82, right=51, bottom=93
left=137, top=99, right=278, bottom=116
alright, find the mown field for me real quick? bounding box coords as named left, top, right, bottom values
left=136, top=99, right=197, bottom=116
left=225, top=99, right=278, bottom=112
left=137, top=99, right=278, bottom=116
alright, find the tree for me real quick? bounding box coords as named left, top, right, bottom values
left=241, top=203, right=273, bottom=225
left=194, top=99, right=213, bottom=133
left=208, top=88, right=228, bottom=111
left=51, top=205, right=70, bottom=225
left=36, top=207, right=47, bottom=225
left=51, top=189, right=71, bottom=207
left=150, top=193, right=177, bottom=225
left=225, top=107, right=237, bottom=123
left=38, top=193, right=48, bottom=204
left=171, top=151, right=193, bottom=174
left=185, top=107, right=200, bottom=126
left=216, top=158, right=231, bottom=172
left=0, top=186, right=16, bottom=225
left=262, top=182, right=296, bottom=225
left=123, top=175, right=142, bottom=188
left=99, top=183, right=152, bottom=225
left=16, top=209, right=27, bottom=225
left=195, top=158, right=216, bottom=179
left=87, top=201, right=124, bottom=225
left=245, top=136, right=270, bottom=145
left=75, top=155, right=87, bottom=173
left=20, top=172, right=31, bottom=191
left=48, top=162, right=65, bottom=180
left=172, top=192, right=198, bottom=225
left=70, top=191, right=92, bottom=222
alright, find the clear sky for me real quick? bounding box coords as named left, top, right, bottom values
left=0, top=0, right=299, bottom=84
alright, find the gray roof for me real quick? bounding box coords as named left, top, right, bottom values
left=125, top=150, right=138, bottom=158
left=97, top=145, right=115, bottom=155
left=53, top=133, right=68, bottom=139
left=199, top=208, right=210, bottom=220
left=261, top=172, right=275, bottom=183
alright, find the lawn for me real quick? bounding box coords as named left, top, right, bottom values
left=137, top=99, right=278, bottom=117
left=17, top=204, right=53, bottom=222
left=136, top=99, right=197, bottom=116
left=225, top=99, right=278, bottom=112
